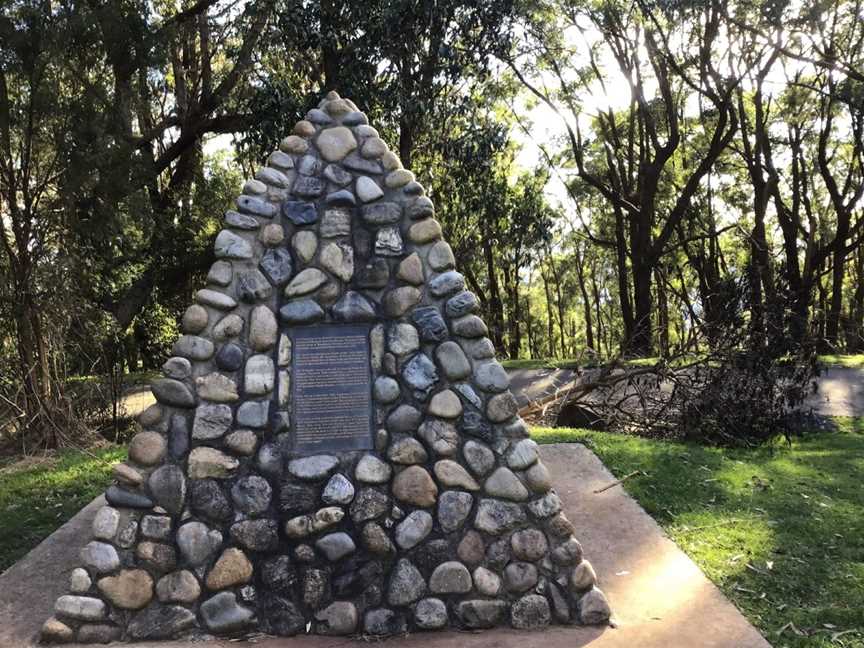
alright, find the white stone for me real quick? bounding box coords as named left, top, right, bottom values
left=196, top=289, right=237, bottom=310
left=285, top=268, right=327, bottom=297
left=207, top=260, right=233, bottom=286
left=319, top=242, right=354, bottom=282
left=214, top=230, right=253, bottom=259
left=92, top=506, right=120, bottom=540
left=70, top=568, right=92, bottom=593
left=356, top=176, right=384, bottom=202
left=428, top=390, right=462, bottom=418
left=316, top=126, right=357, bottom=162
left=55, top=595, right=106, bottom=621
left=249, top=305, right=277, bottom=351
left=245, top=355, right=275, bottom=395
left=292, top=231, right=317, bottom=262
left=355, top=455, right=392, bottom=484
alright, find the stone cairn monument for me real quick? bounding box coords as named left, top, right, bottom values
left=41, top=92, right=611, bottom=644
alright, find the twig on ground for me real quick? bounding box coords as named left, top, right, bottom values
left=593, top=470, right=644, bottom=493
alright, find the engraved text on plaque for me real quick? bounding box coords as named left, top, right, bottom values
left=289, top=324, right=373, bottom=453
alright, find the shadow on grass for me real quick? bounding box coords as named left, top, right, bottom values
left=533, top=424, right=864, bottom=648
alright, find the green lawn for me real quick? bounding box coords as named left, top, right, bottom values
left=503, top=354, right=864, bottom=371
left=534, top=421, right=864, bottom=648
left=0, top=446, right=124, bottom=572
left=819, top=354, right=864, bottom=370
left=500, top=358, right=583, bottom=370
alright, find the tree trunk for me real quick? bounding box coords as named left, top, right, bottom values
left=630, top=262, right=653, bottom=356
left=541, top=264, right=556, bottom=358
left=575, top=252, right=595, bottom=351
left=825, top=246, right=848, bottom=350
left=481, top=234, right=505, bottom=351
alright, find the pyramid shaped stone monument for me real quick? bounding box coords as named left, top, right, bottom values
left=41, top=92, right=611, bottom=644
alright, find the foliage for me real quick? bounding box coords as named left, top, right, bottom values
left=533, top=422, right=864, bottom=648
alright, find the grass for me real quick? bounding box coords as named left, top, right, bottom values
left=0, top=445, right=124, bottom=573
left=533, top=421, right=864, bottom=648
left=819, top=354, right=864, bottom=369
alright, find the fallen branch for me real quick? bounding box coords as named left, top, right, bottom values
left=593, top=470, right=643, bottom=493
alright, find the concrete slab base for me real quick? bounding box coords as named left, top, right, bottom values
left=0, top=444, right=771, bottom=648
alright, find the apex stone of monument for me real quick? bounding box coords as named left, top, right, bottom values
left=41, top=90, right=611, bottom=644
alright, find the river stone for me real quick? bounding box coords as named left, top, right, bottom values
left=283, top=200, right=317, bottom=225
left=375, top=226, right=403, bottom=256
left=392, top=465, right=438, bottom=507
left=258, top=595, right=305, bottom=637
left=408, top=218, right=442, bottom=244
left=361, top=202, right=401, bottom=225
left=428, top=271, right=464, bottom=297
left=387, top=437, right=428, bottom=464
left=433, top=460, right=478, bottom=491
left=460, top=336, right=495, bottom=359
left=207, top=548, right=253, bottom=590
left=388, top=559, right=426, bottom=605
left=386, top=404, right=422, bottom=432
left=434, top=341, right=471, bottom=380
left=319, top=207, right=351, bottom=237
left=364, top=608, right=406, bottom=636
left=214, top=229, right=253, bottom=259
left=97, top=569, right=153, bottom=610
left=456, top=600, right=508, bottom=629
left=402, top=353, right=438, bottom=394
left=427, top=240, right=455, bottom=270
left=236, top=269, right=272, bottom=303
left=245, top=354, right=275, bottom=395
left=292, top=230, right=317, bottom=262
left=315, top=532, right=356, bottom=560
left=148, top=465, right=186, bottom=516
left=412, top=306, right=448, bottom=342
left=511, top=528, right=549, bottom=561
left=373, top=376, right=400, bottom=404
left=112, top=463, right=144, bottom=487
left=225, top=210, right=259, bottom=230
left=297, top=155, right=323, bottom=176
left=508, top=438, right=540, bottom=469
left=355, top=258, right=390, bottom=288
left=428, top=390, right=462, bottom=418
left=320, top=242, right=354, bottom=282
left=570, top=560, right=598, bottom=590
left=177, top=522, right=222, bottom=566
left=140, top=515, right=171, bottom=541
left=195, top=373, right=238, bottom=402
left=452, top=314, right=488, bottom=338
left=191, top=479, right=232, bottom=521
left=473, top=566, right=501, bottom=596
left=487, top=391, right=518, bottom=422
left=208, top=260, right=233, bottom=286
left=395, top=510, right=433, bottom=550
left=260, top=247, right=294, bottom=286
left=315, top=601, right=358, bottom=635
left=76, top=624, right=120, bottom=644
left=237, top=400, right=270, bottom=427
left=462, top=440, right=494, bottom=477
left=237, top=195, right=278, bottom=217
left=354, top=454, right=391, bottom=484
left=247, top=305, right=277, bottom=352
left=80, top=541, right=119, bottom=573
left=280, top=482, right=319, bottom=516
left=215, top=342, right=244, bottom=371
left=475, top=499, right=526, bottom=535
left=528, top=491, right=563, bottom=518
left=151, top=378, right=196, bottom=407
left=317, top=126, right=357, bottom=161
left=201, top=591, right=254, bottom=632
left=383, top=286, right=421, bottom=317
left=128, top=605, right=196, bottom=640
left=504, top=562, right=538, bottom=593
left=188, top=447, right=239, bottom=479
left=279, top=299, right=324, bottom=324
left=157, top=570, right=201, bottom=603
left=429, top=561, right=471, bottom=594
left=474, top=361, right=510, bottom=393
left=411, top=597, right=446, bottom=629
left=231, top=519, right=279, bottom=552
left=192, top=403, right=232, bottom=440
left=106, top=486, right=153, bottom=508
left=259, top=222, right=285, bottom=246
left=356, top=176, right=383, bottom=202
left=269, top=150, right=296, bottom=171
left=579, top=587, right=612, bottom=624
left=551, top=536, right=583, bottom=566
left=343, top=151, right=382, bottom=174
left=350, top=488, right=390, bottom=522
left=417, top=419, right=459, bottom=456
left=396, top=252, right=424, bottom=284
left=322, top=473, right=354, bottom=505
left=92, top=506, right=119, bottom=540
left=360, top=522, right=394, bottom=555
left=41, top=618, right=74, bottom=642
left=257, top=166, right=290, bottom=187
left=211, top=314, right=244, bottom=341
left=325, top=188, right=356, bottom=206
left=511, top=594, right=550, bottom=629
left=484, top=467, right=529, bottom=501
left=437, top=490, right=474, bottom=532
left=231, top=475, right=272, bottom=515
left=293, top=175, right=325, bottom=197
left=181, top=304, right=208, bottom=333
left=288, top=454, right=339, bottom=480
left=285, top=267, right=327, bottom=297
left=54, top=596, right=106, bottom=621
left=388, top=322, right=419, bottom=356
left=332, top=291, right=375, bottom=321
left=173, top=334, right=216, bottom=362
left=69, top=568, right=91, bottom=593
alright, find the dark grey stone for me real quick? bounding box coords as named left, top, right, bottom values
left=407, top=196, right=434, bottom=219
left=260, top=248, right=294, bottom=286
left=355, top=258, right=390, bottom=288
left=474, top=499, right=526, bottom=535
left=237, top=400, right=270, bottom=428
left=412, top=539, right=452, bottom=573
left=230, top=519, right=279, bottom=552
left=279, top=482, right=319, bottom=516
left=403, top=181, right=425, bottom=196
left=148, top=465, right=186, bottom=516
left=445, top=291, right=479, bottom=318
left=279, top=299, right=324, bottom=324
left=315, top=532, right=356, bottom=560
left=511, top=594, right=550, bottom=629
left=168, top=414, right=189, bottom=459
left=77, top=624, right=121, bottom=643
left=411, top=306, right=448, bottom=342
left=437, top=490, right=474, bottom=532
left=332, top=291, right=376, bottom=321
left=462, top=409, right=493, bottom=442
left=386, top=404, right=422, bottom=433
left=236, top=270, right=273, bottom=303
left=237, top=195, right=278, bottom=217
left=415, top=597, right=448, bottom=629
left=456, top=600, right=508, bottom=629
left=258, top=595, right=305, bottom=636
left=105, top=486, right=153, bottom=509
left=190, top=479, right=233, bottom=522
left=387, top=559, right=426, bottom=605
left=474, top=361, right=510, bottom=393
left=151, top=378, right=196, bottom=408
left=224, top=210, right=259, bottom=230
left=350, top=488, right=389, bottom=523
left=343, top=152, right=382, bottom=174
left=307, top=108, right=333, bottom=124
left=215, top=343, right=244, bottom=371
left=200, top=592, right=254, bottom=632
left=261, top=555, right=297, bottom=591
left=127, top=605, right=196, bottom=640
left=325, top=189, right=356, bottom=206
left=231, top=476, right=272, bottom=515
left=504, top=562, right=538, bottom=593
left=364, top=608, right=407, bottom=636
left=297, top=155, right=322, bottom=176
left=257, top=443, right=283, bottom=477
left=343, top=111, right=368, bottom=125
left=293, top=175, right=325, bottom=198
left=282, top=200, right=318, bottom=225
left=361, top=202, right=401, bottom=225
left=324, top=164, right=352, bottom=185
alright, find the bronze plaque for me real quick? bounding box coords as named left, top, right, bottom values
left=289, top=324, right=374, bottom=453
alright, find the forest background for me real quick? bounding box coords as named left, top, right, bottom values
left=1, top=0, right=863, bottom=449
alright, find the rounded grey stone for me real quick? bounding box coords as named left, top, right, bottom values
left=315, top=532, right=356, bottom=561
left=463, top=440, right=495, bottom=476
left=474, top=499, right=526, bottom=535
left=473, top=361, right=510, bottom=393
left=373, top=376, right=400, bottom=403
left=172, top=335, right=215, bottom=361
left=322, top=473, right=355, bottom=505
left=148, top=464, right=187, bottom=516
left=230, top=519, right=279, bottom=552
left=162, top=356, right=191, bottom=380
left=315, top=601, right=358, bottom=635
left=91, top=506, right=119, bottom=540
left=151, top=378, right=196, bottom=408
left=80, top=541, right=119, bottom=573
left=231, top=475, right=272, bottom=515
left=201, top=592, right=254, bottom=632
left=504, top=562, right=538, bottom=593
left=511, top=594, right=551, bottom=629
left=508, top=439, right=540, bottom=469
left=437, top=490, right=473, bottom=532
left=395, top=510, right=433, bottom=550
left=363, top=608, right=406, bottom=636
left=484, top=467, right=529, bottom=501
left=428, top=271, right=465, bottom=297
left=387, top=559, right=426, bottom=606
left=288, top=454, right=339, bottom=480
left=355, top=454, right=392, bottom=484
left=387, top=437, right=428, bottom=465
left=429, top=561, right=472, bottom=594
left=434, top=341, right=471, bottom=380
left=177, top=521, right=222, bottom=566
left=511, top=528, right=549, bottom=561
left=414, top=597, right=448, bottom=629
left=386, top=405, right=422, bottom=433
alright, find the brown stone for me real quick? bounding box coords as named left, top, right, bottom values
left=396, top=253, right=424, bottom=285
left=457, top=530, right=485, bottom=565
left=392, top=466, right=438, bottom=507
left=206, top=548, right=253, bottom=590
left=128, top=431, right=166, bottom=466
left=97, top=570, right=153, bottom=610
left=383, top=286, right=421, bottom=317
left=408, top=219, right=442, bottom=244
